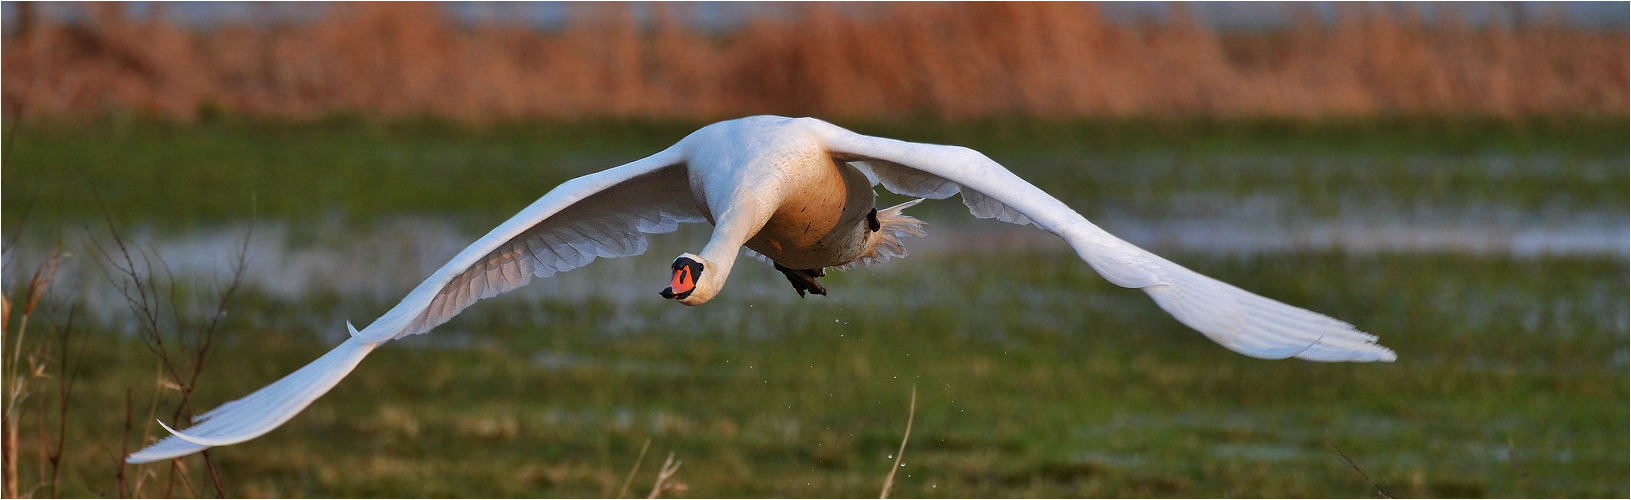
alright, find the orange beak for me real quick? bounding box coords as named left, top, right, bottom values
left=660, top=256, right=704, bottom=301
left=669, top=266, right=695, bottom=295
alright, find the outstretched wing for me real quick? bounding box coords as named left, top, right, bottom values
left=368, top=152, right=705, bottom=342
left=128, top=147, right=705, bottom=463
left=808, top=119, right=1395, bottom=363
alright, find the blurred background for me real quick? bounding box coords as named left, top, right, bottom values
left=3, top=1, right=1628, bottom=120
left=1, top=2, right=1626, bottom=498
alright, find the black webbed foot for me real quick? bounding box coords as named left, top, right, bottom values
left=773, top=262, right=827, bottom=297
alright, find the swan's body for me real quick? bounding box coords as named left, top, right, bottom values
left=128, top=116, right=1395, bottom=463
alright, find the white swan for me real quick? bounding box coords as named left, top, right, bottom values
left=127, top=115, right=1395, bottom=463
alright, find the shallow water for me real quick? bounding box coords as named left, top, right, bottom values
left=5, top=202, right=1624, bottom=336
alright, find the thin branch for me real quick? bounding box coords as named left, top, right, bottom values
left=182, top=221, right=252, bottom=415
left=117, top=388, right=132, bottom=499
left=133, top=365, right=165, bottom=498
left=880, top=386, right=916, bottom=499
left=616, top=438, right=652, bottom=499
left=48, top=304, right=81, bottom=499
left=1506, top=435, right=1530, bottom=495
left=83, top=175, right=246, bottom=497
left=1326, top=444, right=1395, bottom=499
left=645, top=452, right=682, bottom=499
left=82, top=193, right=186, bottom=392
left=170, top=456, right=198, bottom=498
left=182, top=224, right=250, bottom=500
left=201, top=451, right=225, bottom=498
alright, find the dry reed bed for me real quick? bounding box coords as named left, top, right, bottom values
left=2, top=2, right=1626, bottom=122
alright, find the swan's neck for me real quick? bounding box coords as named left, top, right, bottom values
left=695, top=199, right=778, bottom=295
left=697, top=224, right=751, bottom=282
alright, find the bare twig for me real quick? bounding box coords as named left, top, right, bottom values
left=171, top=456, right=198, bottom=498
left=645, top=452, right=683, bottom=499
left=23, top=289, right=74, bottom=499
left=84, top=178, right=249, bottom=498
left=81, top=185, right=184, bottom=499
left=1326, top=444, right=1396, bottom=499
left=179, top=225, right=250, bottom=500
left=616, top=438, right=652, bottom=499
left=131, top=365, right=167, bottom=498
left=200, top=451, right=226, bottom=498
left=117, top=388, right=132, bottom=499
left=880, top=386, right=916, bottom=499
left=47, top=304, right=83, bottom=498
left=1506, top=435, right=1530, bottom=495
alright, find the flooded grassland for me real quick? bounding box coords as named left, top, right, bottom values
left=3, top=119, right=1626, bottom=497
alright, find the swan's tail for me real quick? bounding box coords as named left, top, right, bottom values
left=840, top=199, right=928, bottom=270
left=126, top=324, right=380, bottom=463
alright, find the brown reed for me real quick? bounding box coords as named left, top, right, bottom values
left=2, top=2, right=1625, bottom=123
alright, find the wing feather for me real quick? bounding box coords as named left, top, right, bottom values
left=810, top=118, right=1395, bottom=363
left=398, top=161, right=704, bottom=336
left=128, top=148, right=705, bottom=463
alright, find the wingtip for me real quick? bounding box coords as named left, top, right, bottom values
left=155, top=418, right=216, bottom=446
left=346, top=320, right=360, bottom=337
left=125, top=422, right=211, bottom=464
left=125, top=444, right=192, bottom=464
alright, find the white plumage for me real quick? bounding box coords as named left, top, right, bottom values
left=127, top=115, right=1394, bottom=464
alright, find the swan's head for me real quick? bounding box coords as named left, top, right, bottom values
left=659, top=253, right=721, bottom=306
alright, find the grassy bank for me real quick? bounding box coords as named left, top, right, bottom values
left=4, top=116, right=1625, bottom=229
left=8, top=249, right=1627, bottom=497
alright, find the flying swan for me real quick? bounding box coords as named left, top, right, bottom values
left=127, top=115, right=1395, bottom=463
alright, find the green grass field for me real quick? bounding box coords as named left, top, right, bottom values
left=2, top=117, right=1626, bottom=497
left=4, top=116, right=1624, bottom=228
